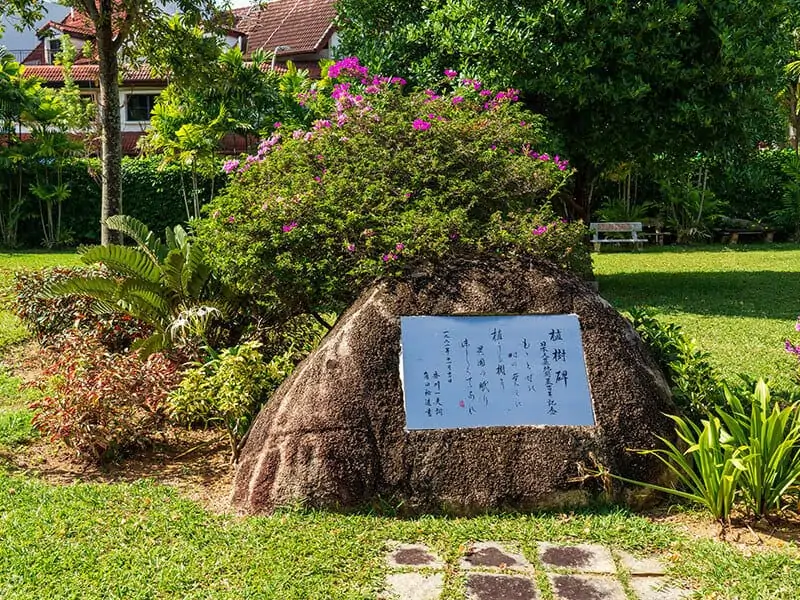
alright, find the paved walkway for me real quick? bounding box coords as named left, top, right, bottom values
left=382, top=541, right=689, bottom=600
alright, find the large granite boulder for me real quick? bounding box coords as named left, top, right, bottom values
left=232, top=256, right=674, bottom=514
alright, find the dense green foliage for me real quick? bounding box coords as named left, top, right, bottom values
left=630, top=308, right=725, bottom=422
left=0, top=51, right=87, bottom=248
left=169, top=341, right=275, bottom=460
left=718, top=381, right=800, bottom=517
left=4, top=156, right=217, bottom=248
left=612, top=380, right=800, bottom=524
left=198, top=62, right=588, bottom=326
left=336, top=0, right=793, bottom=218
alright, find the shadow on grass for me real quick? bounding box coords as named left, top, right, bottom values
left=596, top=270, right=800, bottom=319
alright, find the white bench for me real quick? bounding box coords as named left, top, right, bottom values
left=589, top=222, right=647, bottom=251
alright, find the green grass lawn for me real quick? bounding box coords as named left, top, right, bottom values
left=1, top=246, right=800, bottom=599
left=1, top=473, right=798, bottom=600
left=593, top=244, right=800, bottom=382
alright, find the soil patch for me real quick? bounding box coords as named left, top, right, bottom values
left=648, top=507, right=800, bottom=552
left=1, top=427, right=234, bottom=513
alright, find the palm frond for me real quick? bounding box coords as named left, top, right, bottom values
left=182, top=242, right=212, bottom=298
left=131, top=331, right=168, bottom=358
left=44, top=276, right=120, bottom=304
left=106, top=215, right=168, bottom=264
left=79, top=244, right=161, bottom=283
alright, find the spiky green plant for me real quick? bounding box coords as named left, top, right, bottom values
left=717, top=380, right=800, bottom=518
left=46, top=215, right=236, bottom=355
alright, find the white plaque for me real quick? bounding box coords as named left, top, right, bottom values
left=400, top=314, right=594, bottom=430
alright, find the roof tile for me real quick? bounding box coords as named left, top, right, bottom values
left=234, top=0, right=336, bottom=57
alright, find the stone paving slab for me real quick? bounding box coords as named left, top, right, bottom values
left=616, top=551, right=668, bottom=576
left=538, top=543, right=616, bottom=574
left=466, top=573, right=539, bottom=600
left=460, top=541, right=534, bottom=572
left=548, top=574, right=627, bottom=600
left=629, top=576, right=690, bottom=600
left=386, top=542, right=445, bottom=569
left=383, top=572, right=444, bottom=600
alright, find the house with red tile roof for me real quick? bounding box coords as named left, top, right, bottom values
left=18, top=0, right=338, bottom=154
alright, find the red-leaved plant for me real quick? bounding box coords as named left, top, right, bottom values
left=29, top=332, right=182, bottom=462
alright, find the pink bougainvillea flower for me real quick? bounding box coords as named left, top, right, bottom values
left=452, top=96, right=464, bottom=105
left=346, top=243, right=356, bottom=253
left=395, top=242, right=405, bottom=251
left=412, top=119, right=432, bottom=131
left=222, top=159, right=239, bottom=174
left=282, top=221, right=298, bottom=233
left=532, top=225, right=548, bottom=236
left=227, top=216, right=236, bottom=223
left=273, top=121, right=282, bottom=128
left=444, top=69, right=458, bottom=79
left=381, top=252, right=397, bottom=262
left=327, top=56, right=368, bottom=79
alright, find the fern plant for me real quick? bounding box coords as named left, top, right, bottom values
left=46, top=215, right=238, bottom=356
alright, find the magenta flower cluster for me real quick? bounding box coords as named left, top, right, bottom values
left=785, top=319, right=800, bottom=357
left=282, top=221, right=298, bottom=233
left=520, top=145, right=570, bottom=171
left=412, top=119, right=432, bottom=131
left=327, top=56, right=368, bottom=79
left=532, top=219, right=568, bottom=236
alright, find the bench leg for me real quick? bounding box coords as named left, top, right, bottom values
left=766, top=232, right=774, bottom=243
left=593, top=242, right=601, bottom=252
left=730, top=232, right=739, bottom=244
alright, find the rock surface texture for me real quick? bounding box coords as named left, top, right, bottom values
left=232, top=256, right=674, bottom=514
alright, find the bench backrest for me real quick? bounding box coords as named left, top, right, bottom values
left=589, top=222, right=643, bottom=232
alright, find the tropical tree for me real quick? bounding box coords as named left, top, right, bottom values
left=0, top=0, right=229, bottom=244
left=336, top=0, right=793, bottom=219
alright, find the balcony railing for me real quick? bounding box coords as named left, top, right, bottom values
left=2, top=49, right=37, bottom=63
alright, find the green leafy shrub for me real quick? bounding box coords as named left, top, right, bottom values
left=197, top=58, right=588, bottom=327
left=169, top=341, right=278, bottom=461
left=30, top=332, right=182, bottom=462
left=717, top=380, right=800, bottom=518
left=607, top=380, right=800, bottom=524
left=630, top=308, right=725, bottom=421
left=631, top=412, right=742, bottom=524
left=711, top=148, right=794, bottom=225
left=769, top=152, right=800, bottom=240
left=45, top=215, right=242, bottom=357
left=14, top=266, right=150, bottom=350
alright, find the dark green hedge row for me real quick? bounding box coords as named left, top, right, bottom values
left=13, top=156, right=221, bottom=247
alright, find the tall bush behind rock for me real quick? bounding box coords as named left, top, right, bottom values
left=196, top=59, right=590, bottom=323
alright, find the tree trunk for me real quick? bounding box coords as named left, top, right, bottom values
left=96, top=14, right=122, bottom=245
left=569, top=165, right=596, bottom=223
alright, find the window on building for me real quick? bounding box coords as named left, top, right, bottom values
left=46, top=38, right=61, bottom=64
left=125, top=94, right=158, bottom=122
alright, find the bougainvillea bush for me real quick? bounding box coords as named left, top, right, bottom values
left=197, top=58, right=590, bottom=322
